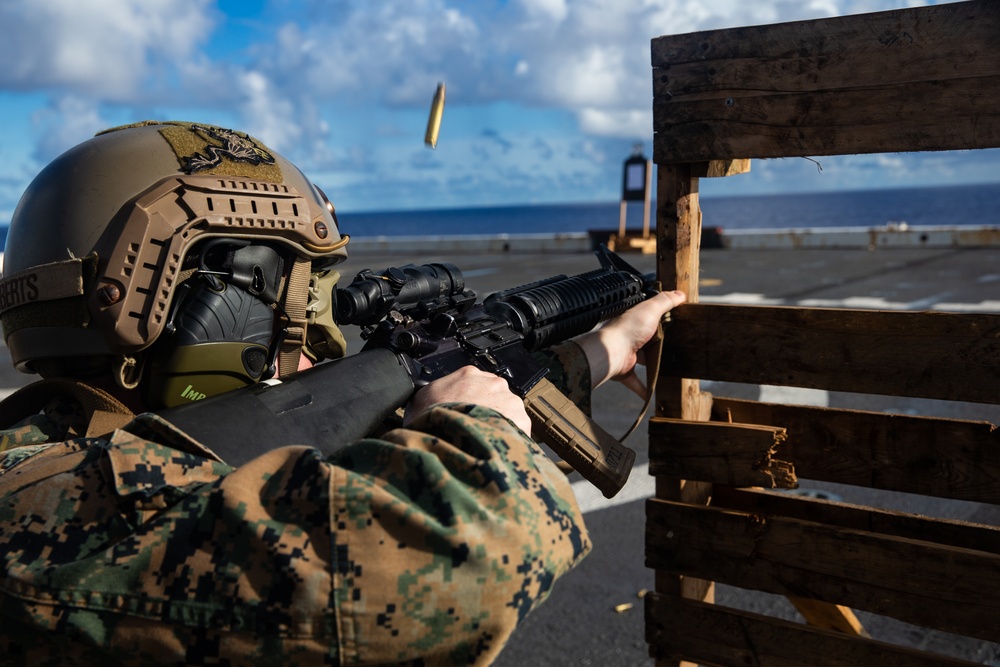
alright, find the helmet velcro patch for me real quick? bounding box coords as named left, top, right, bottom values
left=159, top=123, right=283, bottom=182
left=100, top=121, right=283, bottom=183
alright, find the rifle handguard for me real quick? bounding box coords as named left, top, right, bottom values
left=525, top=378, right=635, bottom=498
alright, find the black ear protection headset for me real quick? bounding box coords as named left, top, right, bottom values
left=143, top=239, right=291, bottom=409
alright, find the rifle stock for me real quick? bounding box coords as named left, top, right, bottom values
left=157, top=348, right=414, bottom=466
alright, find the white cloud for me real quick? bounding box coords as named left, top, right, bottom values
left=0, top=0, right=215, bottom=100
left=578, top=108, right=653, bottom=139
left=0, top=0, right=980, bottom=213
left=239, top=71, right=301, bottom=149
left=151, top=0, right=966, bottom=148
left=235, top=69, right=342, bottom=171
left=518, top=0, right=569, bottom=24
left=30, top=95, right=108, bottom=162
left=556, top=46, right=631, bottom=108
left=450, top=0, right=861, bottom=140
left=270, top=0, right=482, bottom=106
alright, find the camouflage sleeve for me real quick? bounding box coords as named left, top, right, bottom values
left=532, top=339, right=592, bottom=417
left=329, top=402, right=590, bottom=665
left=0, top=405, right=590, bottom=666
left=0, top=411, right=77, bottom=458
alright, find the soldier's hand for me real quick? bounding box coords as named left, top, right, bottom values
left=405, top=366, right=532, bottom=434
left=575, top=290, right=686, bottom=397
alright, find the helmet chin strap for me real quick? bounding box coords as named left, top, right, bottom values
left=276, top=257, right=314, bottom=378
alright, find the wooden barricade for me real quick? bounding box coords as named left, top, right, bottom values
left=646, top=2, right=1000, bottom=665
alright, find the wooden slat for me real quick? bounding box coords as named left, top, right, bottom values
left=650, top=1, right=1000, bottom=162
left=646, top=499, right=1000, bottom=641
left=654, top=77, right=1000, bottom=162
left=654, top=163, right=702, bottom=305
left=648, top=418, right=797, bottom=489
left=712, top=486, right=1000, bottom=556
left=650, top=169, right=867, bottom=649
left=645, top=594, right=982, bottom=667
left=663, top=304, right=1000, bottom=405
left=646, top=498, right=1000, bottom=641
left=651, top=2, right=998, bottom=82
left=712, top=398, right=1000, bottom=504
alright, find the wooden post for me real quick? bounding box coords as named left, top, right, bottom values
left=652, top=162, right=714, bottom=667
left=654, top=163, right=707, bottom=420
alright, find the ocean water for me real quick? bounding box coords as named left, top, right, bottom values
left=338, top=182, right=1000, bottom=238
left=1, top=183, right=997, bottom=248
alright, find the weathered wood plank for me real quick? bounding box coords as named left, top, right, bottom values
left=711, top=398, right=1000, bottom=504
left=712, top=486, right=1000, bottom=556
left=651, top=1, right=997, bottom=75
left=646, top=498, right=1000, bottom=641
left=645, top=428, right=867, bottom=638
left=663, top=304, right=1000, bottom=405
left=648, top=418, right=797, bottom=489
left=652, top=2, right=1000, bottom=94
left=654, top=164, right=701, bottom=307
left=646, top=594, right=982, bottom=667
left=650, top=1, right=1000, bottom=162
left=653, top=77, right=1000, bottom=162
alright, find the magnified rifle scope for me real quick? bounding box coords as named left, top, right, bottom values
left=335, top=249, right=653, bottom=351
left=335, top=262, right=470, bottom=326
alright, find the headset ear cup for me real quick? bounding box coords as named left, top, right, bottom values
left=143, top=279, right=277, bottom=409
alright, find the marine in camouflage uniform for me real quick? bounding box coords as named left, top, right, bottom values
left=0, top=344, right=594, bottom=666
left=0, top=123, right=600, bottom=665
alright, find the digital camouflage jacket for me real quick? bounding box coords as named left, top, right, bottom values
left=0, top=343, right=593, bottom=666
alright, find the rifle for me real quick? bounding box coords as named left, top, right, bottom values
left=158, top=246, right=657, bottom=497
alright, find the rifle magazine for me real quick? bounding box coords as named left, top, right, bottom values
left=525, top=377, right=635, bottom=498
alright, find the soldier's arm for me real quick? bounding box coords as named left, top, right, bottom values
left=0, top=404, right=588, bottom=666
left=532, top=289, right=686, bottom=415
left=328, top=402, right=591, bottom=665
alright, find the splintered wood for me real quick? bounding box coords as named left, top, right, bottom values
left=712, top=398, right=1000, bottom=504
left=648, top=418, right=797, bottom=489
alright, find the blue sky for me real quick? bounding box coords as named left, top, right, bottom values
left=0, top=0, right=991, bottom=221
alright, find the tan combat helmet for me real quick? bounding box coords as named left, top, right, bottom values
left=0, top=121, right=350, bottom=407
